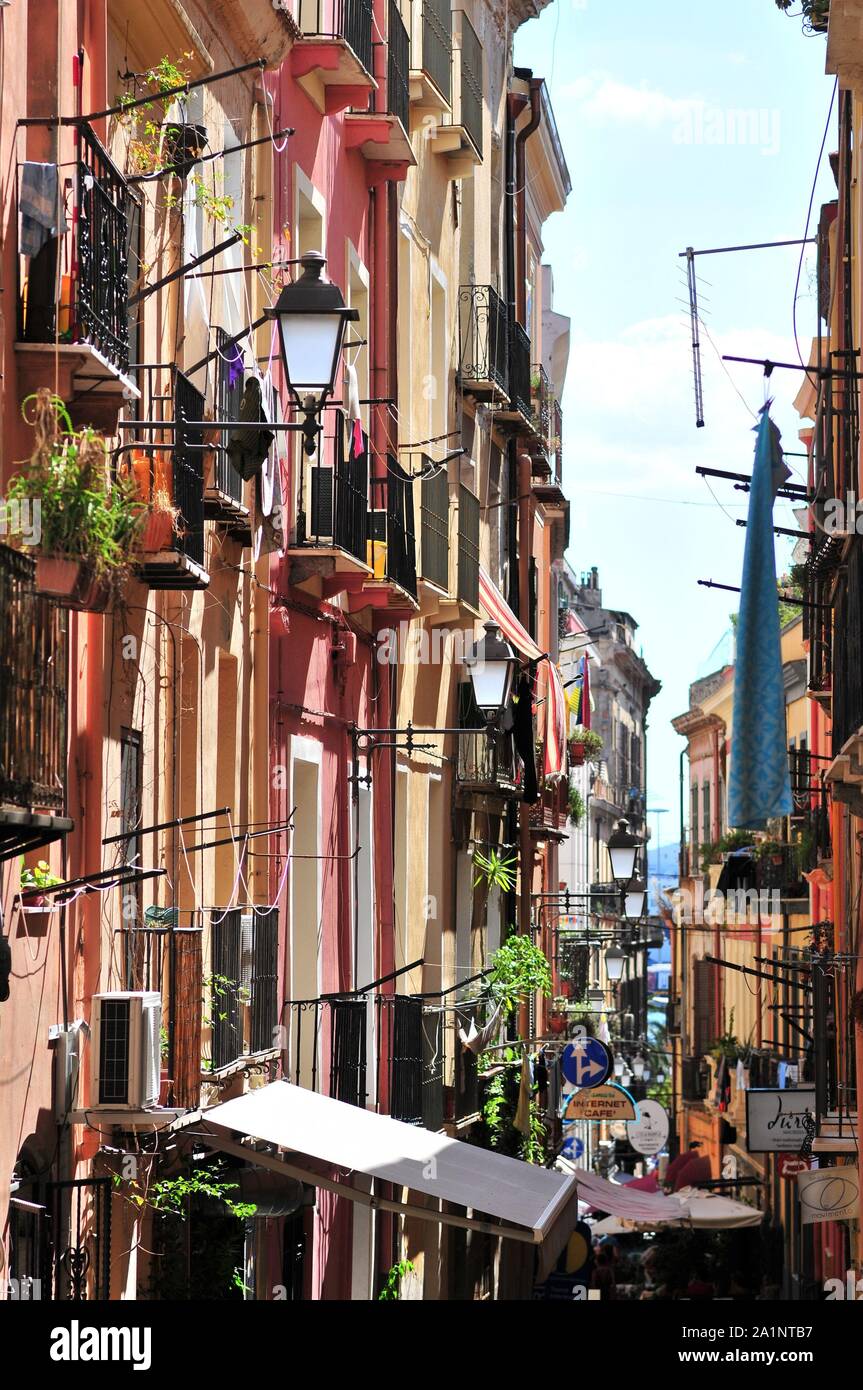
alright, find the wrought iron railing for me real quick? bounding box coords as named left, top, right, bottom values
left=286, top=995, right=369, bottom=1107
left=207, top=906, right=279, bottom=1073
left=419, top=464, right=449, bottom=589
left=508, top=318, right=532, bottom=421
left=531, top=364, right=551, bottom=447
left=173, top=370, right=206, bottom=568
left=832, top=536, right=863, bottom=752
left=458, top=284, right=508, bottom=394
left=378, top=457, right=417, bottom=598
left=459, top=13, right=483, bottom=156
left=455, top=683, right=520, bottom=792
left=76, top=124, right=132, bottom=373
left=0, top=545, right=67, bottom=811
left=378, top=996, right=446, bottom=1128
left=452, top=1001, right=480, bottom=1121
left=211, top=326, right=244, bottom=508
left=307, top=411, right=369, bottom=561
left=387, top=0, right=410, bottom=133
left=42, top=1178, right=112, bottom=1300
left=420, top=0, right=452, bottom=104
left=552, top=397, right=563, bottom=484
left=297, top=0, right=374, bottom=74
left=457, top=484, right=479, bottom=608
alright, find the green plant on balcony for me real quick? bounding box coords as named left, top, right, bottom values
left=774, top=0, right=829, bottom=34
left=568, top=785, right=586, bottom=827
left=378, top=1259, right=416, bottom=1301
left=473, top=848, right=516, bottom=893
left=717, top=828, right=755, bottom=855
left=487, top=932, right=552, bottom=1016
left=20, top=860, right=62, bottom=895
left=754, top=838, right=783, bottom=862
left=569, top=727, right=604, bottom=759
left=6, top=391, right=145, bottom=605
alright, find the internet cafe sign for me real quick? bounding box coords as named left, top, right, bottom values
left=745, top=1087, right=815, bottom=1153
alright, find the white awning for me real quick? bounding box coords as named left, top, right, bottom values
left=202, top=1081, right=577, bottom=1258
left=561, top=1165, right=762, bottom=1231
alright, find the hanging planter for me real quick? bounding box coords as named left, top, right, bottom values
left=35, top=555, right=111, bottom=612
left=569, top=740, right=586, bottom=766
left=161, top=100, right=208, bottom=177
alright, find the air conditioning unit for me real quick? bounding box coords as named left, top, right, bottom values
left=90, top=992, right=161, bottom=1110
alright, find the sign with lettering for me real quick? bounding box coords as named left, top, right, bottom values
left=797, top=1165, right=859, bottom=1226
left=628, top=1099, right=669, bottom=1156
left=564, top=1084, right=637, bottom=1123
left=744, top=1087, right=816, bottom=1153
left=778, top=1153, right=810, bottom=1181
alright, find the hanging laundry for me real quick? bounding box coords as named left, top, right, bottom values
left=228, top=375, right=275, bottom=481
left=728, top=407, right=793, bottom=827
left=345, top=361, right=364, bottom=458
left=19, top=163, right=67, bottom=258
left=512, top=672, right=538, bottom=804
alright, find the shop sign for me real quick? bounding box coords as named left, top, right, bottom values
left=564, top=1084, right=637, bottom=1123
left=744, top=1087, right=816, bottom=1153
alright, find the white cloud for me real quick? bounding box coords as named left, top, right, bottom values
left=558, top=73, right=704, bottom=128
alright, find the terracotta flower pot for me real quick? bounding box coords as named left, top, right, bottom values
left=548, top=1013, right=567, bottom=1036
left=35, top=556, right=110, bottom=612
left=142, top=510, right=176, bottom=553
left=569, top=742, right=586, bottom=766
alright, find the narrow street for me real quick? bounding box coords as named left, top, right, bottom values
left=0, top=0, right=858, bottom=1361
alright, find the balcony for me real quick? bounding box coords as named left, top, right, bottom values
left=418, top=465, right=450, bottom=592
left=0, top=545, right=72, bottom=858
left=203, top=327, right=250, bottom=533
left=120, top=909, right=203, bottom=1109
left=135, top=370, right=209, bottom=590
left=380, top=995, right=446, bottom=1129
left=343, top=1, right=415, bottom=176
left=361, top=460, right=418, bottom=605
left=204, top=906, right=280, bottom=1078
left=456, top=484, right=480, bottom=610
left=455, top=682, right=521, bottom=799
left=16, top=123, right=139, bottom=433
left=286, top=994, right=369, bottom=1107
left=681, top=1056, right=710, bottom=1103
left=529, top=780, right=569, bottom=842
left=291, top=0, right=378, bottom=115
left=457, top=284, right=509, bottom=403
left=410, top=0, right=453, bottom=110
left=451, top=1000, right=481, bottom=1124
left=498, top=318, right=533, bottom=427
left=426, top=11, right=483, bottom=176
left=291, top=411, right=372, bottom=593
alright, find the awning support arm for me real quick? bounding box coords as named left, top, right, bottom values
left=198, top=1128, right=541, bottom=1245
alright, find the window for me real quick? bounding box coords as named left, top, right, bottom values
left=702, top=780, right=711, bottom=847
left=692, top=957, right=719, bottom=1057
left=119, top=728, right=142, bottom=932
left=690, top=782, right=699, bottom=850
left=210, top=906, right=280, bottom=1068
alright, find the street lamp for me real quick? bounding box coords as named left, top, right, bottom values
left=656, top=1067, right=666, bottom=1085
left=620, top=1065, right=632, bottom=1089
left=607, top=818, right=642, bottom=886
left=623, top=875, right=647, bottom=922
left=465, top=621, right=519, bottom=732
left=268, top=250, right=359, bottom=452
left=604, top=944, right=626, bottom=982
left=632, top=1053, right=645, bottom=1080
left=613, top=1052, right=625, bottom=1078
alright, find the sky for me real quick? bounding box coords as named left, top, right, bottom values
left=515, top=0, right=837, bottom=846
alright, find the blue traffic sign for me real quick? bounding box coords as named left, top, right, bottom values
left=561, top=1037, right=612, bottom=1090
left=561, top=1135, right=585, bottom=1161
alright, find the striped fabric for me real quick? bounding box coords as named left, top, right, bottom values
left=478, top=569, right=566, bottom=779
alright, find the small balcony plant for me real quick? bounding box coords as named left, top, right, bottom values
left=775, top=0, right=829, bottom=34
left=568, top=727, right=603, bottom=765
left=7, top=391, right=145, bottom=609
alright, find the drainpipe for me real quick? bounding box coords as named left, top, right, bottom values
left=514, top=79, right=543, bottom=327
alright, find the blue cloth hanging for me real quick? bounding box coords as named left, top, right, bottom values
left=728, top=407, right=793, bottom=828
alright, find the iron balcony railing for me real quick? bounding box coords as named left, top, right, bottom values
left=173, top=371, right=206, bottom=569
left=552, top=397, right=563, bottom=484
left=119, top=909, right=203, bottom=1109
left=378, top=995, right=445, bottom=1129
left=209, top=906, right=280, bottom=1073
left=681, top=1056, right=710, bottom=1102
left=387, top=0, right=410, bottom=133
left=297, top=0, right=374, bottom=74
left=307, top=411, right=370, bottom=562
left=531, top=364, right=551, bottom=448
left=373, top=457, right=417, bottom=598
left=419, top=464, right=449, bottom=590
left=420, top=0, right=452, bottom=105
left=18, top=122, right=131, bottom=375
left=452, top=1000, right=481, bottom=1121
left=286, top=996, right=369, bottom=1107
left=458, top=284, right=508, bottom=395
left=458, top=13, right=483, bottom=156
left=0, top=545, right=67, bottom=812
left=457, top=484, right=480, bottom=608
left=210, top=326, right=244, bottom=510
left=455, top=681, right=520, bottom=793
left=831, top=535, right=863, bottom=753
left=508, top=318, right=532, bottom=421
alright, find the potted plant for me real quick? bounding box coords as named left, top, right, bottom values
left=161, top=97, right=208, bottom=177
left=548, top=997, right=568, bottom=1036
left=19, top=860, right=62, bottom=931
left=568, top=785, right=585, bottom=826
left=568, top=727, right=603, bottom=765
left=6, top=392, right=145, bottom=610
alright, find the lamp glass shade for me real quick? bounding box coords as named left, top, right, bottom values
left=607, top=818, right=641, bottom=884
left=643, top=1066, right=651, bottom=1081
left=624, top=878, right=647, bottom=921
left=656, top=1069, right=666, bottom=1084
left=620, top=1068, right=632, bottom=1088
left=613, top=1053, right=625, bottom=1077
left=604, top=945, right=625, bottom=982
left=466, top=621, right=518, bottom=716
left=632, top=1053, right=645, bottom=1079
left=277, top=312, right=344, bottom=397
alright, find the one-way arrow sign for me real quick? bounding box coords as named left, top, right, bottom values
left=561, top=1038, right=612, bottom=1090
